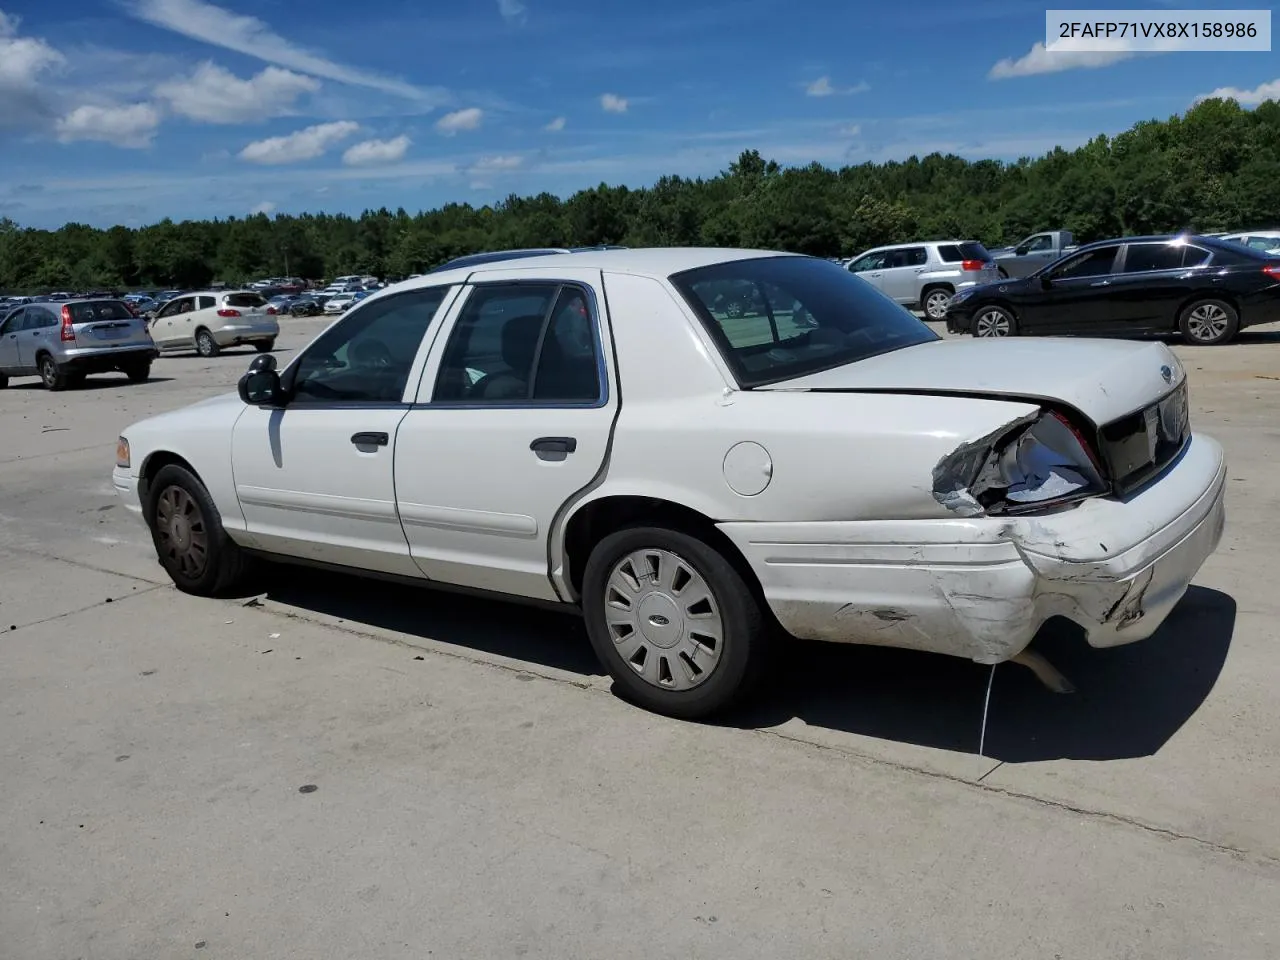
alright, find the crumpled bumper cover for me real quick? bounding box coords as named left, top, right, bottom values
left=718, top=434, right=1227, bottom=664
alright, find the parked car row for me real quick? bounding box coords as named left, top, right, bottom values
left=944, top=234, right=1280, bottom=345
left=0, top=288, right=290, bottom=389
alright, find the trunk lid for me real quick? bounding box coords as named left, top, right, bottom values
left=66, top=301, right=154, bottom=349
left=758, top=337, right=1184, bottom=426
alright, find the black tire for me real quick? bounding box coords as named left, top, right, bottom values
left=254, top=340, right=276, bottom=353
left=1178, top=298, right=1238, bottom=346
left=0, top=373, right=8, bottom=388
left=921, top=286, right=953, bottom=321
left=145, top=464, right=248, bottom=596
left=125, top=360, right=151, bottom=383
left=997, top=266, right=1010, bottom=279
left=195, top=328, right=220, bottom=357
left=971, top=304, right=1017, bottom=338
left=38, top=354, right=69, bottom=391
left=582, top=525, right=769, bottom=720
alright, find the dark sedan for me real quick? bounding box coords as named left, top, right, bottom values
left=945, top=234, right=1280, bottom=345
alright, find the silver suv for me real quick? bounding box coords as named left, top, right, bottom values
left=846, top=241, right=999, bottom=320
left=0, top=299, right=158, bottom=391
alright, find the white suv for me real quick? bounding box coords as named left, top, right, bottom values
left=150, top=291, right=280, bottom=357
left=847, top=241, right=999, bottom=320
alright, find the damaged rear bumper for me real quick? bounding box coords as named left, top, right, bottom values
left=717, top=434, right=1226, bottom=664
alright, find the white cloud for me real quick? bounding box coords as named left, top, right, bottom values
left=0, top=10, right=64, bottom=85
left=840, top=123, right=861, bottom=136
left=342, top=134, right=411, bottom=166
left=497, top=0, right=527, bottom=25
left=988, top=42, right=1134, bottom=79
left=239, top=120, right=359, bottom=164
left=471, top=154, right=524, bottom=172
left=1194, top=77, right=1280, bottom=106
left=436, top=106, right=483, bottom=134
left=250, top=200, right=275, bottom=215
left=544, top=115, right=566, bottom=132
left=155, top=62, right=318, bottom=123
left=806, top=76, right=870, bottom=97
left=55, top=102, right=161, bottom=148
left=125, top=0, right=444, bottom=102
left=600, top=93, right=628, bottom=113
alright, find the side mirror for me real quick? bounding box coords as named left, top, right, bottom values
left=1039, top=273, right=1053, bottom=289
left=1015, top=245, right=1030, bottom=256
left=238, top=353, right=284, bottom=406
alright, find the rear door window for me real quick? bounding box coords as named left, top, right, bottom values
left=1121, top=244, right=1186, bottom=273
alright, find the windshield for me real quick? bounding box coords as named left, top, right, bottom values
left=670, top=255, right=938, bottom=388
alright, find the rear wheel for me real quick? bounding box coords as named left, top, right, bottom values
left=582, top=525, right=769, bottom=720
left=38, top=354, right=69, bottom=391
left=0, top=373, right=8, bottom=389
left=254, top=340, right=276, bottom=353
left=1178, top=299, right=1238, bottom=345
left=922, top=287, right=953, bottom=321
left=125, top=360, right=152, bottom=383
left=146, top=464, right=247, bottom=596
left=972, top=305, right=1016, bottom=338
left=195, top=329, right=220, bottom=357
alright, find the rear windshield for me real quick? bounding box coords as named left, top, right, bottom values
left=224, top=293, right=267, bottom=308
left=69, top=301, right=134, bottom=322
left=671, top=255, right=939, bottom=388
left=937, top=242, right=990, bottom=262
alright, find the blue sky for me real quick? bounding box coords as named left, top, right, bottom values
left=1, top=0, right=1276, bottom=228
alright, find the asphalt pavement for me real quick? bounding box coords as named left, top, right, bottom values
left=2, top=316, right=1278, bottom=959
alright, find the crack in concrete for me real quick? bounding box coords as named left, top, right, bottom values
left=7, top=583, right=166, bottom=632
left=1, top=544, right=165, bottom=585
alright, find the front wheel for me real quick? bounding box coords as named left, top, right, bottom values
left=582, top=526, right=769, bottom=719
left=195, top=329, right=220, bottom=357
left=146, top=464, right=247, bottom=595
left=1178, top=299, right=1238, bottom=345
left=972, top=305, right=1017, bottom=338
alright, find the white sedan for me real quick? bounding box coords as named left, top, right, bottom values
left=112, top=248, right=1226, bottom=718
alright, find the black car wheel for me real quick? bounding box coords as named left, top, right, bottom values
left=582, top=525, right=770, bottom=720
left=973, top=305, right=1017, bottom=338
left=125, top=360, right=152, bottom=383
left=146, top=464, right=248, bottom=595
left=254, top=340, right=276, bottom=353
left=0, top=373, right=8, bottom=389
left=1178, top=299, right=1238, bottom=345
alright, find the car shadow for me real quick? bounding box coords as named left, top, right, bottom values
left=11, top=376, right=176, bottom=390
left=721, top=586, right=1236, bottom=763
left=254, top=564, right=603, bottom=677
left=249, top=562, right=1233, bottom=762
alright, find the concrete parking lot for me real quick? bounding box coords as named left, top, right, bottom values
left=2, top=316, right=1279, bottom=959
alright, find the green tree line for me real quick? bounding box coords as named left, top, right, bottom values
left=2, top=97, right=1278, bottom=293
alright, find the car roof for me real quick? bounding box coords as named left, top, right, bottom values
left=413, top=247, right=797, bottom=288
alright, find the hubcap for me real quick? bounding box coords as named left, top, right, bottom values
left=154, top=485, right=209, bottom=578
left=975, top=309, right=1011, bottom=337
left=603, top=548, right=724, bottom=691
left=1187, top=303, right=1228, bottom=342
left=198, top=333, right=213, bottom=354
left=926, top=291, right=950, bottom=319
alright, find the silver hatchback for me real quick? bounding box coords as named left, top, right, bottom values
left=847, top=240, right=999, bottom=320
left=0, top=299, right=158, bottom=391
